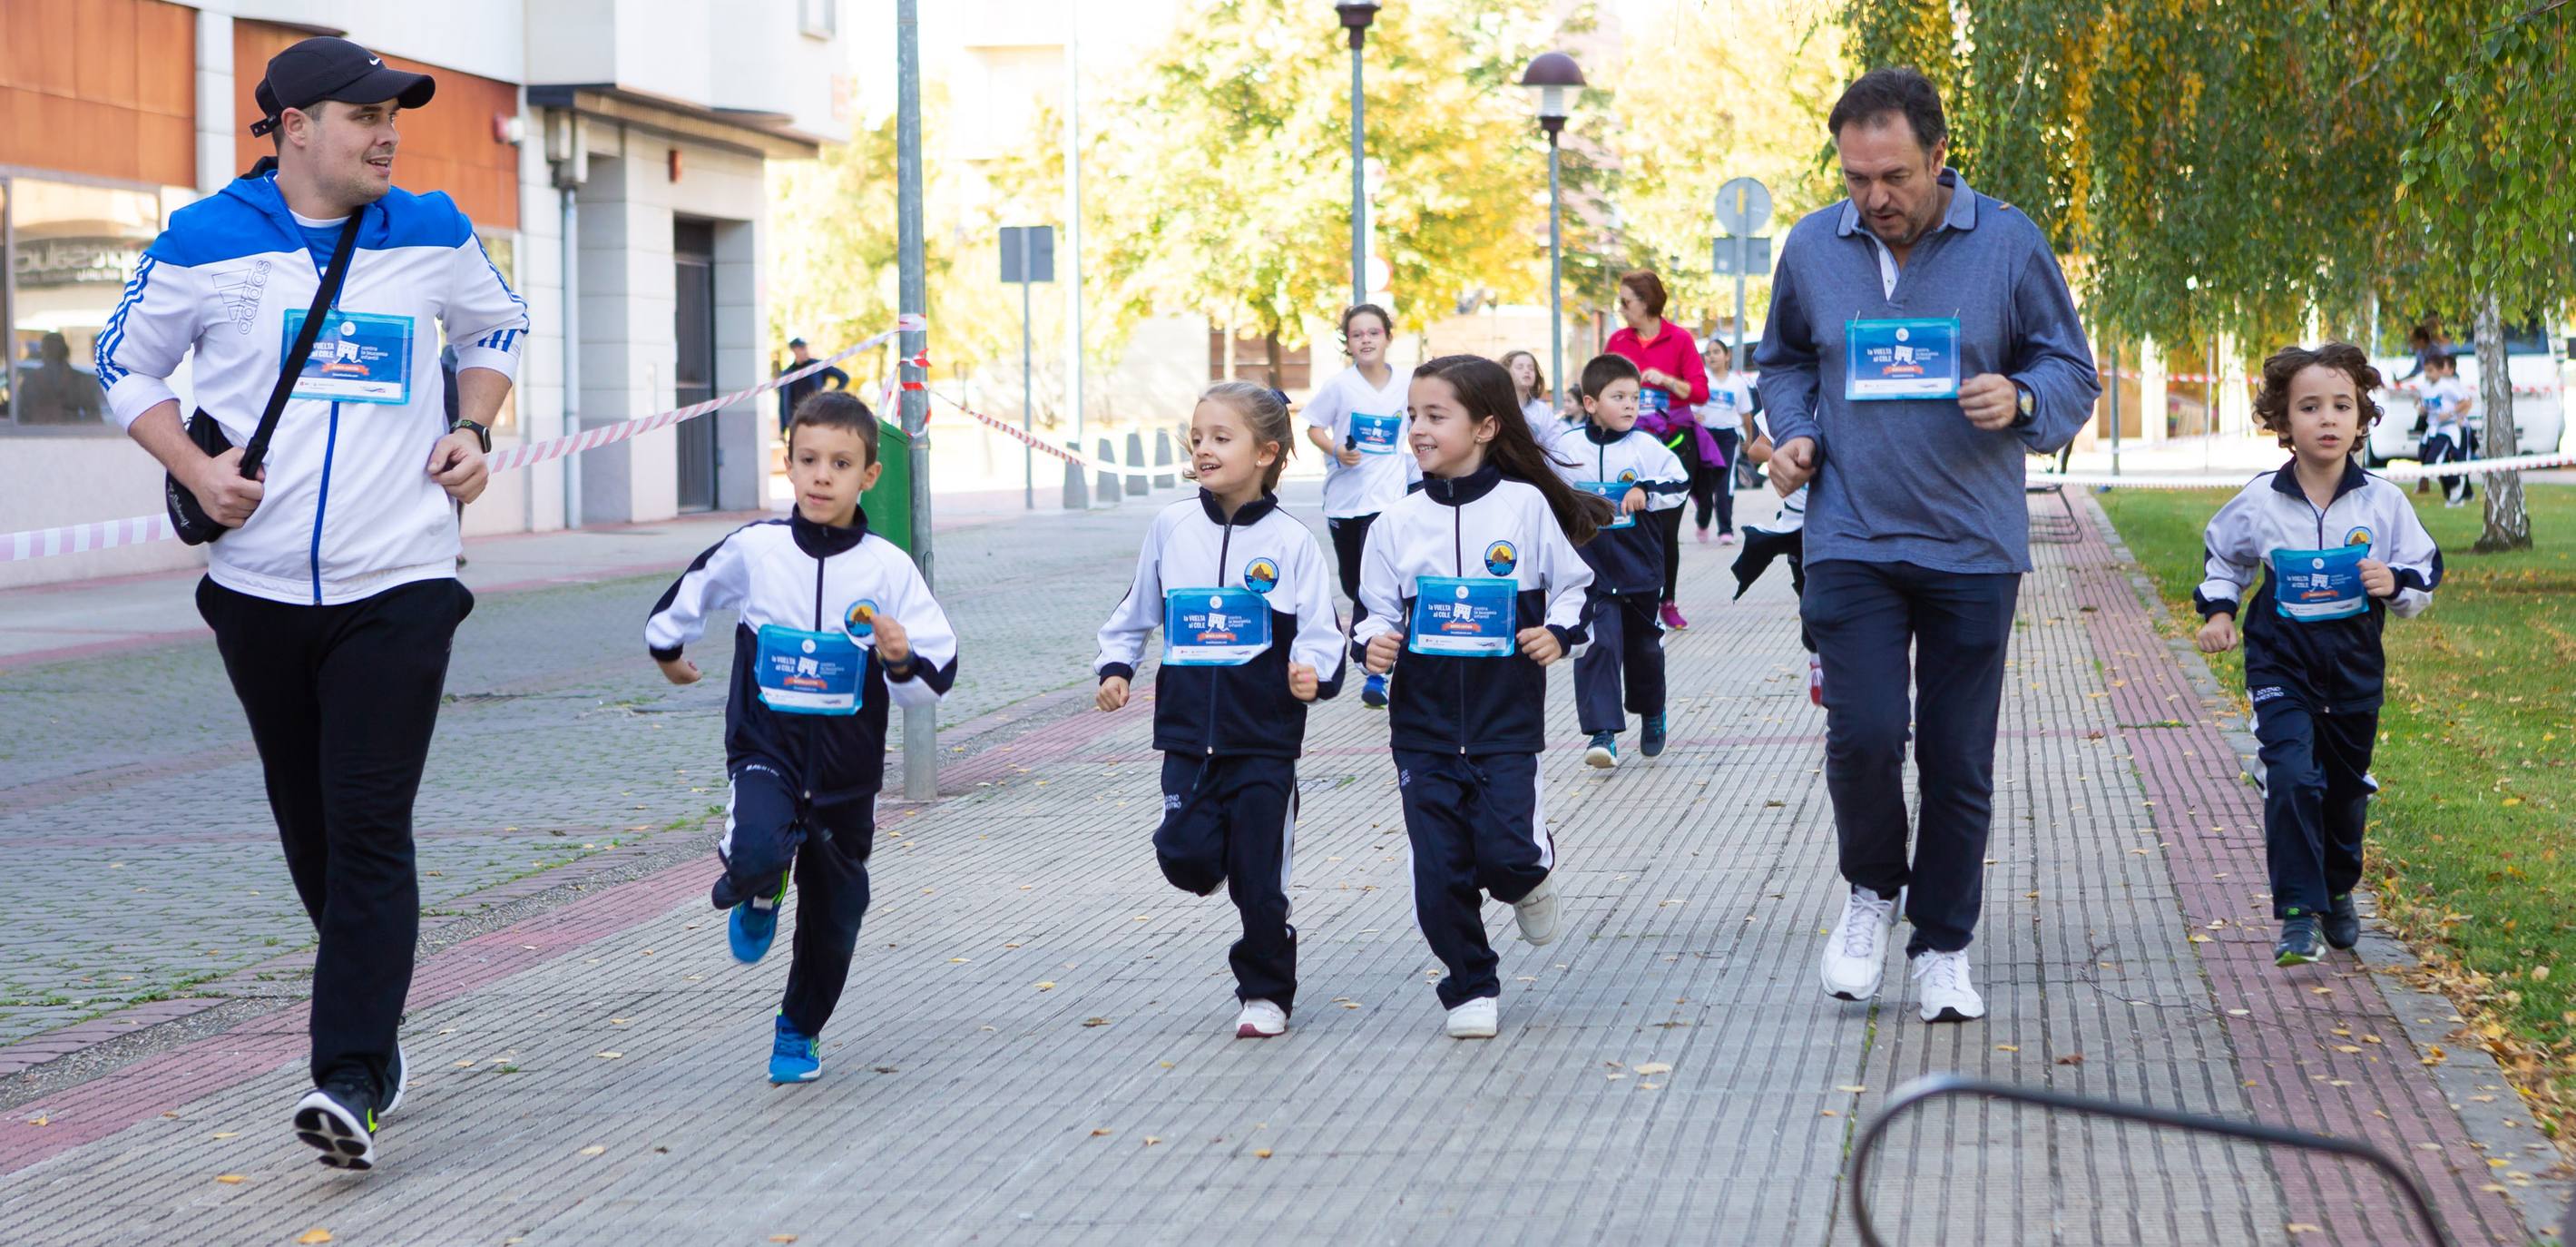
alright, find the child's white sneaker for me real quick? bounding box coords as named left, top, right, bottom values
left=1910, top=949, right=1986, bottom=1023
left=1513, top=876, right=1561, bottom=946
left=1445, top=996, right=1499, bottom=1038
left=1234, top=998, right=1288, bottom=1038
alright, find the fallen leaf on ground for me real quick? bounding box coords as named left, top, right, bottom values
left=1035, top=981, right=1056, bottom=991
left=1091, top=1129, right=1112, bottom=1137
left=1142, top=1136, right=1162, bottom=1146
left=215, top=1174, right=245, bottom=1184
left=1083, top=1017, right=1112, bottom=1027
left=1995, top=1045, right=2021, bottom=1053
left=2056, top=1054, right=2086, bottom=1066
left=1254, top=1148, right=1273, bottom=1158
left=211, top=1132, right=239, bottom=1140
left=579, top=1145, right=606, bottom=1156
left=298, top=1232, right=333, bottom=1245
left=1834, top=1085, right=1866, bottom=1094
left=1634, top=1062, right=1673, bottom=1075
left=2287, top=1225, right=2322, bottom=1235
left=769, top=1236, right=798, bottom=1243
left=595, top=1052, right=623, bottom=1059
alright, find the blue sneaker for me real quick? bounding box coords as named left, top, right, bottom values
left=769, top=1013, right=821, bottom=1083
left=1583, top=732, right=1619, bottom=770
left=1641, top=713, right=1668, bottom=758
left=1362, top=673, right=1389, bottom=709
left=728, top=879, right=786, bottom=964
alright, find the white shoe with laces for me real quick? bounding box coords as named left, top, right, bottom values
left=1910, top=949, right=1986, bottom=1023
left=1819, top=886, right=1899, bottom=1001
left=1234, top=998, right=1288, bottom=1038
left=1445, top=996, right=1499, bottom=1038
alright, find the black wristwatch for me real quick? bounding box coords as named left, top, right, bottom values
left=451, top=417, right=492, bottom=454
left=2010, top=382, right=2036, bottom=429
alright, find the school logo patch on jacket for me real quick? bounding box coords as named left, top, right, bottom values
left=1243, top=557, right=1279, bottom=594
left=1484, top=541, right=1518, bottom=576
left=2345, top=526, right=2373, bottom=548
left=843, top=598, right=878, bottom=636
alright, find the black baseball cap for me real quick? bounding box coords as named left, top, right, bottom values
left=250, top=37, right=436, bottom=137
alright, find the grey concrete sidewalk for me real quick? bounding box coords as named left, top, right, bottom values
left=0, top=486, right=2551, bottom=1246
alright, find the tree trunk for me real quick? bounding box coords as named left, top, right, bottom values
left=1264, top=330, right=1285, bottom=389
left=2471, top=294, right=2532, bottom=553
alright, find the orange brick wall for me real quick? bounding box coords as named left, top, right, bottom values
left=0, top=0, right=195, bottom=189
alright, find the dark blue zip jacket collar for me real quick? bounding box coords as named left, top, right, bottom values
left=1196, top=488, right=1280, bottom=526
left=789, top=506, right=871, bottom=558
left=1423, top=463, right=1503, bottom=506
left=2267, top=457, right=2368, bottom=504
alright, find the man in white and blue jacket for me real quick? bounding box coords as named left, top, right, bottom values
left=100, top=37, right=526, bottom=1172
left=1755, top=68, right=2097, bottom=1026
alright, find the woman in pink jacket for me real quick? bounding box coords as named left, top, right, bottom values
left=1605, top=270, right=1715, bottom=630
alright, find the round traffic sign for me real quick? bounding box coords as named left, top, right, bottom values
left=1714, top=177, right=1772, bottom=237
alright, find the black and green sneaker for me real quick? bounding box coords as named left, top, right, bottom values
left=2274, top=914, right=2326, bottom=967
left=2323, top=894, right=2361, bottom=950
left=293, top=1072, right=380, bottom=1171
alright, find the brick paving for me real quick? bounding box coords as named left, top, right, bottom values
left=0, top=484, right=2555, bottom=1245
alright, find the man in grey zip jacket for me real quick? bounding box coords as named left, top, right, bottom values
left=1754, top=67, right=2098, bottom=1024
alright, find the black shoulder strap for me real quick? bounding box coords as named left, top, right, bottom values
left=239, top=212, right=363, bottom=477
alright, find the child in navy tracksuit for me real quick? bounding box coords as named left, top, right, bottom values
left=644, top=393, right=960, bottom=1083
left=1549, top=354, right=1690, bottom=769
left=1096, top=383, right=1348, bottom=1038
left=2193, top=343, right=2439, bottom=968
left=1354, top=354, right=1610, bottom=1038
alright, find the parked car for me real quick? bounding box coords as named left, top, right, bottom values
left=2368, top=334, right=2565, bottom=466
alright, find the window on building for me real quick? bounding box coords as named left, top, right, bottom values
left=1204, top=329, right=1313, bottom=391
left=5, top=176, right=162, bottom=427
left=798, top=0, right=838, bottom=38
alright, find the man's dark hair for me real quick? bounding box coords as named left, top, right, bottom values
left=788, top=389, right=881, bottom=465
left=1577, top=352, right=1641, bottom=401
left=1829, top=67, right=1947, bottom=152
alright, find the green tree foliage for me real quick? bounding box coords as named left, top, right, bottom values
left=1609, top=0, right=1847, bottom=329
left=1005, top=0, right=1573, bottom=365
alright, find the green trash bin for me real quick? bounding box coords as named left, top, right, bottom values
left=864, top=417, right=913, bottom=555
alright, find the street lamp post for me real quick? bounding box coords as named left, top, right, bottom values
left=1521, top=51, right=1584, bottom=408
left=1335, top=2, right=1381, bottom=308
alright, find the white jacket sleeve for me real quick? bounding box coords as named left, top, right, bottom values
left=1351, top=515, right=1405, bottom=650
left=2193, top=486, right=2265, bottom=618
left=645, top=531, right=753, bottom=658
left=2380, top=494, right=2443, bottom=619
left=94, top=251, right=206, bottom=430
left=445, top=222, right=531, bottom=379
left=1303, top=375, right=1348, bottom=438
left=1288, top=531, right=1349, bottom=697
left=1641, top=437, right=1691, bottom=510
left=880, top=552, right=958, bottom=708
left=1095, top=515, right=1167, bottom=681
left=1541, top=499, right=1595, bottom=642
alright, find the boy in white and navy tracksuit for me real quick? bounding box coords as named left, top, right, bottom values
left=2197, top=459, right=2438, bottom=949
left=1548, top=400, right=1689, bottom=756
left=1354, top=465, right=1592, bottom=1009
left=643, top=507, right=959, bottom=1054
left=1097, top=491, right=1347, bottom=1016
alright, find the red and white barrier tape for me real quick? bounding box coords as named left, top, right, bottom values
left=2031, top=447, right=2576, bottom=489
left=4, top=318, right=925, bottom=564
left=2101, top=368, right=2556, bottom=397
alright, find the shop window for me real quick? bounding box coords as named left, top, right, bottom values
left=5, top=177, right=162, bottom=427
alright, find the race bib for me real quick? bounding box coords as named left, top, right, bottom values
left=1845, top=317, right=1962, bottom=400
left=1162, top=587, right=1273, bottom=666
left=2270, top=545, right=2368, bottom=622
left=284, top=310, right=416, bottom=405
left=1349, top=412, right=1403, bottom=456
left=1408, top=575, right=1517, bottom=657
left=1641, top=388, right=1671, bottom=416
left=1578, top=480, right=1639, bottom=529
left=754, top=625, right=865, bottom=715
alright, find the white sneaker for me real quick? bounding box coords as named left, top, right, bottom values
left=1819, top=886, right=1898, bottom=1000
left=1513, top=876, right=1561, bottom=947
left=1911, top=949, right=1987, bottom=1023
left=1234, top=998, right=1288, bottom=1038
left=1445, top=996, right=1499, bottom=1038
